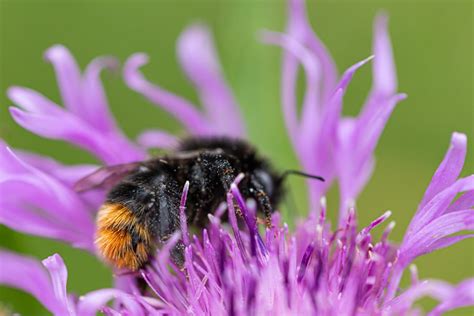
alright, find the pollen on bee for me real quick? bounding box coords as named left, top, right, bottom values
left=95, top=203, right=151, bottom=271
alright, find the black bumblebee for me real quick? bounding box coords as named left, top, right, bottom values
left=76, top=137, right=323, bottom=271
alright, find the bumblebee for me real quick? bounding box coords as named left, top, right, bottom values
left=76, top=137, right=323, bottom=271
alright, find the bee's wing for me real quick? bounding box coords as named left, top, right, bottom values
left=74, top=162, right=142, bottom=192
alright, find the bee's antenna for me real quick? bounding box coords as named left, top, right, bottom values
left=280, top=170, right=325, bottom=182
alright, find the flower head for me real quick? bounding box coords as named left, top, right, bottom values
left=1, top=0, right=472, bottom=315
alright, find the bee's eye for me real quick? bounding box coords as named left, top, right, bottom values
left=254, top=169, right=274, bottom=196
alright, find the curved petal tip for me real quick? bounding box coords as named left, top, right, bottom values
left=42, top=253, right=65, bottom=270
left=44, top=44, right=71, bottom=63
left=123, top=53, right=150, bottom=88
left=451, top=132, right=467, bottom=148
left=177, top=22, right=220, bottom=78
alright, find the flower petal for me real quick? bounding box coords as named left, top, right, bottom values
left=261, top=30, right=320, bottom=151
left=10, top=46, right=144, bottom=164
left=429, top=279, right=474, bottom=316
left=280, top=49, right=300, bottom=150
left=0, top=186, right=89, bottom=246
left=44, top=45, right=83, bottom=115
left=136, top=129, right=179, bottom=150
left=407, top=175, right=474, bottom=238
left=447, top=190, right=474, bottom=213
left=14, top=148, right=97, bottom=186
left=427, top=234, right=474, bottom=253
left=177, top=24, right=246, bottom=138
left=42, top=254, right=75, bottom=316
left=333, top=15, right=403, bottom=220
left=77, top=289, right=144, bottom=316
left=9, top=106, right=142, bottom=164
left=311, top=56, right=374, bottom=180
left=0, top=251, right=68, bottom=315
left=419, top=132, right=467, bottom=211
left=287, top=0, right=338, bottom=101
left=372, top=13, right=397, bottom=97
left=387, top=279, right=474, bottom=315
left=337, top=93, right=405, bottom=222
left=386, top=280, right=454, bottom=314
left=81, top=56, right=121, bottom=133
left=356, top=93, right=407, bottom=168
left=0, top=145, right=95, bottom=249
left=360, top=13, right=398, bottom=121
left=401, top=209, right=474, bottom=264
left=123, top=53, right=211, bottom=135
left=8, top=86, right=66, bottom=116
left=2, top=142, right=104, bottom=209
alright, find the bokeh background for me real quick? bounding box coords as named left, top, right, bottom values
left=0, top=0, right=472, bottom=314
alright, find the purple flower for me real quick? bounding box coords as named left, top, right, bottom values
left=1, top=0, right=472, bottom=314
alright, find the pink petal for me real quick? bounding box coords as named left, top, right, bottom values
left=287, top=0, right=338, bottom=101
left=3, top=148, right=93, bottom=225
left=401, top=209, right=474, bottom=263
left=428, top=234, right=474, bottom=253
left=15, top=149, right=97, bottom=185
left=419, top=132, right=467, bottom=210
left=261, top=30, right=320, bottom=149
left=280, top=52, right=300, bottom=149
left=360, top=13, right=398, bottom=120
left=7, top=86, right=65, bottom=116
left=372, top=13, right=397, bottom=97
left=77, top=289, right=144, bottom=316
left=0, top=146, right=95, bottom=249
left=123, top=53, right=211, bottom=135
left=0, top=251, right=66, bottom=315
left=447, top=190, right=474, bottom=213
left=42, top=254, right=75, bottom=315
left=10, top=46, right=145, bottom=164
left=308, top=56, right=374, bottom=200
left=44, top=45, right=83, bottom=115
left=177, top=24, right=246, bottom=137
left=82, top=56, right=121, bottom=133
left=356, top=93, right=407, bottom=167
left=136, top=129, right=179, bottom=149
left=9, top=107, right=141, bottom=164
left=1, top=141, right=103, bottom=210
left=429, top=279, right=474, bottom=316
left=387, top=280, right=453, bottom=313
left=407, top=175, right=474, bottom=238
left=0, top=189, right=90, bottom=247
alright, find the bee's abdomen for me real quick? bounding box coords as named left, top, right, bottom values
left=95, top=203, right=152, bottom=271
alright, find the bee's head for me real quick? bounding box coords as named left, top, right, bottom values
left=250, top=165, right=325, bottom=213
left=252, top=167, right=284, bottom=206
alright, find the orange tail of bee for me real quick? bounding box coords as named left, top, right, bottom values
left=95, top=203, right=152, bottom=271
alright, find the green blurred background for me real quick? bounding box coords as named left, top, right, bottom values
left=0, top=0, right=472, bottom=314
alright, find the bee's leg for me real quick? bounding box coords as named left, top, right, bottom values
left=200, top=154, right=247, bottom=219
left=200, top=153, right=236, bottom=195
left=206, top=155, right=237, bottom=191
left=256, top=191, right=273, bottom=228
left=203, top=153, right=274, bottom=227
left=170, top=240, right=186, bottom=269
left=250, top=175, right=273, bottom=228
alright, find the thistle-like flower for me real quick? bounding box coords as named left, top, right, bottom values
left=0, top=0, right=472, bottom=315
